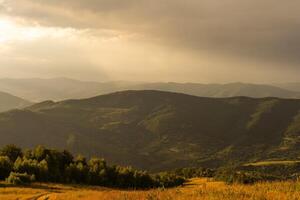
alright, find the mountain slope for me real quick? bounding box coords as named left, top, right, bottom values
left=0, top=91, right=31, bottom=112
left=1, top=90, right=300, bottom=170
left=0, top=78, right=300, bottom=101
left=274, top=83, right=300, bottom=92
left=133, top=82, right=300, bottom=98
left=0, top=78, right=135, bottom=101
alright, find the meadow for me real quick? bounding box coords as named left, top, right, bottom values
left=1, top=178, right=300, bottom=200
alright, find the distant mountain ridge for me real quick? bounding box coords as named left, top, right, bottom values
left=0, top=78, right=299, bottom=101
left=0, top=78, right=135, bottom=101
left=132, top=82, right=300, bottom=99
left=1, top=90, right=300, bottom=171
left=0, top=91, right=31, bottom=112
left=274, top=82, right=300, bottom=92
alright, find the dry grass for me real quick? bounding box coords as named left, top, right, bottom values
left=1, top=178, right=300, bottom=200
left=244, top=160, right=300, bottom=166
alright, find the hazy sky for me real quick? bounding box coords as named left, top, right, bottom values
left=0, top=0, right=299, bottom=83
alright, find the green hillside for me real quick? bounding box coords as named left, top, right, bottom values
left=0, top=90, right=300, bottom=171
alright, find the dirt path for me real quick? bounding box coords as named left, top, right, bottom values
left=24, top=179, right=210, bottom=200
left=26, top=193, right=52, bottom=200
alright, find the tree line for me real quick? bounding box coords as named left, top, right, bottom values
left=172, top=167, right=215, bottom=179
left=0, top=145, right=185, bottom=188
left=214, top=164, right=300, bottom=184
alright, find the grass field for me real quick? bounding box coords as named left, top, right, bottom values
left=1, top=178, right=300, bottom=200
left=244, top=160, right=300, bottom=166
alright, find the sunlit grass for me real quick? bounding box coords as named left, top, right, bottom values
left=1, top=178, right=300, bottom=200
left=244, top=160, right=300, bottom=166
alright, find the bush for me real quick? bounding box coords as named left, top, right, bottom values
left=6, top=172, right=35, bottom=185
left=173, top=167, right=215, bottom=178
left=154, top=172, right=185, bottom=188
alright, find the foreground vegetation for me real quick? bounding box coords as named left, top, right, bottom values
left=214, top=161, right=300, bottom=184
left=0, top=145, right=184, bottom=188
left=1, top=178, right=300, bottom=200
left=2, top=144, right=300, bottom=199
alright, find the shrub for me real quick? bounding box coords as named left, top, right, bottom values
left=6, top=172, right=35, bottom=185
left=154, top=172, right=185, bottom=188
left=173, top=167, right=215, bottom=178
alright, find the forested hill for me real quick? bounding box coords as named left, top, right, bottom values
left=0, top=90, right=300, bottom=171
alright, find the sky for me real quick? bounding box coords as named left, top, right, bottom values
left=0, top=0, right=299, bottom=83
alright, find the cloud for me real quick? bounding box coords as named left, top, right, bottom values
left=1, top=0, right=300, bottom=82
left=2, top=0, right=300, bottom=66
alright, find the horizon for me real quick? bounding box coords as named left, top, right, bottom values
left=0, top=76, right=298, bottom=86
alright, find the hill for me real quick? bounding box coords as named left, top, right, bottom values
left=0, top=78, right=300, bottom=101
left=133, top=82, right=300, bottom=98
left=0, top=90, right=300, bottom=170
left=274, top=82, right=300, bottom=92
left=0, top=78, right=135, bottom=101
left=0, top=91, right=31, bottom=112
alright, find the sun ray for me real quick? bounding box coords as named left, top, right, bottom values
left=0, top=18, right=58, bottom=43
left=0, top=18, right=15, bottom=42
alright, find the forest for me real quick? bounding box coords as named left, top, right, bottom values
left=0, top=145, right=184, bottom=188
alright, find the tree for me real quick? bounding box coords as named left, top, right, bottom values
left=0, top=145, right=22, bottom=162
left=32, top=145, right=48, bottom=161
left=13, top=157, right=48, bottom=181
left=0, top=145, right=185, bottom=188
left=0, top=156, right=12, bottom=180
left=88, top=158, right=107, bottom=185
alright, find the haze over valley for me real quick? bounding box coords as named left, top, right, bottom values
left=0, top=77, right=300, bottom=103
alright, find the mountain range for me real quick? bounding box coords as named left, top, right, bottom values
left=0, top=78, right=300, bottom=102
left=132, top=82, right=300, bottom=99
left=1, top=90, right=300, bottom=171
left=0, top=78, right=134, bottom=102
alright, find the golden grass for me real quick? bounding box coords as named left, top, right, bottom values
left=244, top=160, right=300, bottom=166
left=1, top=178, right=300, bottom=200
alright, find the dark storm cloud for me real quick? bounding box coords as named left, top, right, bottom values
left=2, top=0, right=300, bottom=69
